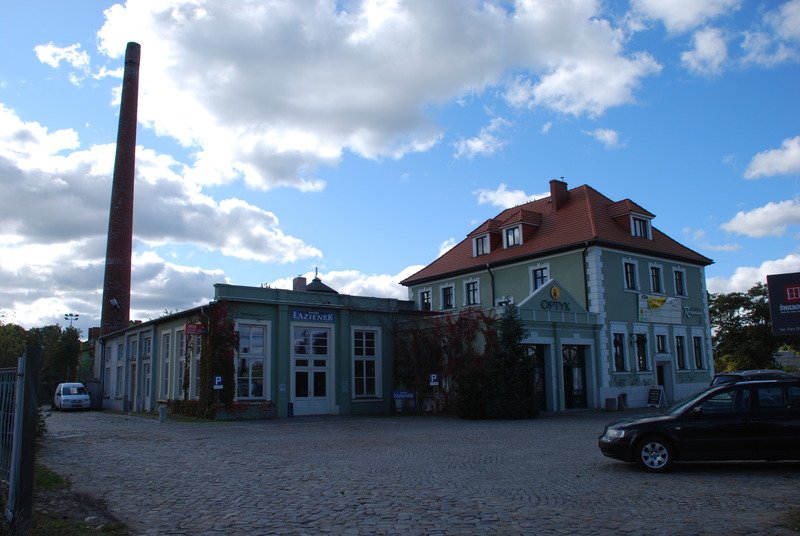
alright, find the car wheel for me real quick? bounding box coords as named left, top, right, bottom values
left=635, top=436, right=673, bottom=472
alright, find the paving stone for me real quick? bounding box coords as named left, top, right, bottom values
left=38, top=410, right=799, bottom=535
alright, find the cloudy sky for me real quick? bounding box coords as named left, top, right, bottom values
left=1, top=0, right=799, bottom=335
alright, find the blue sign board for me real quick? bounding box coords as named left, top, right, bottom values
left=392, top=390, right=414, bottom=400
left=213, top=375, right=223, bottom=390
left=429, top=373, right=439, bottom=387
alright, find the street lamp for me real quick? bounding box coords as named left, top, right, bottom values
left=64, top=313, right=79, bottom=327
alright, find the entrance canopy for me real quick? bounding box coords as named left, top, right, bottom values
left=516, top=279, right=599, bottom=326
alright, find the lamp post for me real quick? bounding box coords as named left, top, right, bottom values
left=64, top=313, right=79, bottom=328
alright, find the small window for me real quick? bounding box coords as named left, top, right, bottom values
left=693, top=336, right=705, bottom=369
left=632, top=217, right=650, bottom=239
left=656, top=334, right=666, bottom=353
left=613, top=333, right=626, bottom=372
left=675, top=336, right=687, bottom=370
left=419, top=290, right=431, bottom=311
left=757, top=387, right=786, bottom=409
left=505, top=226, right=520, bottom=247
left=441, top=286, right=454, bottom=310
left=674, top=269, right=686, bottom=296
left=474, top=235, right=488, bottom=256
left=532, top=267, right=549, bottom=290
left=465, top=281, right=479, bottom=306
left=650, top=266, right=662, bottom=293
left=624, top=262, right=637, bottom=290
left=636, top=334, right=648, bottom=371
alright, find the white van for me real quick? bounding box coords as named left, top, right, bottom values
left=53, top=382, right=91, bottom=410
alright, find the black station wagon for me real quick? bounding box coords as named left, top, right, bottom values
left=598, top=378, right=800, bottom=472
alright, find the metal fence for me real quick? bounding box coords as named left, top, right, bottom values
left=0, top=367, right=17, bottom=482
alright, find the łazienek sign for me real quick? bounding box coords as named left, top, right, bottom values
left=767, top=272, right=800, bottom=336
left=291, top=309, right=336, bottom=323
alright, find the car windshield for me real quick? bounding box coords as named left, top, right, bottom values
left=65, top=386, right=87, bottom=395
left=664, top=389, right=713, bottom=415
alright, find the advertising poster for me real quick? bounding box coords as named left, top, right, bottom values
left=766, top=272, right=800, bottom=336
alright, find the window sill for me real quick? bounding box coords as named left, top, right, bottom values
left=352, top=397, right=383, bottom=403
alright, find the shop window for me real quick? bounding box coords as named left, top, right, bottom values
left=238, top=324, right=266, bottom=399
left=675, top=335, right=687, bottom=370
left=613, top=333, right=626, bottom=372
left=353, top=329, right=381, bottom=398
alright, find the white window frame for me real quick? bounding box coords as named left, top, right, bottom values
left=440, top=284, right=455, bottom=310
left=160, top=332, right=171, bottom=398
left=633, top=329, right=649, bottom=371
left=176, top=330, right=186, bottom=399
left=473, top=234, right=489, bottom=256
left=103, top=345, right=111, bottom=397
left=631, top=215, right=651, bottom=239
left=648, top=262, right=664, bottom=294
left=623, top=258, right=639, bottom=291
left=464, top=278, right=481, bottom=306
left=691, top=329, right=706, bottom=370
left=236, top=320, right=271, bottom=400
left=142, top=335, right=152, bottom=359
left=503, top=225, right=521, bottom=248
left=352, top=326, right=382, bottom=400
left=610, top=323, right=628, bottom=373
left=529, top=263, right=550, bottom=293
left=673, top=267, right=687, bottom=297
left=115, top=343, right=124, bottom=397
left=418, top=288, right=432, bottom=311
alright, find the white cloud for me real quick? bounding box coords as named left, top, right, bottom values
left=721, top=198, right=800, bottom=237
left=741, top=0, right=800, bottom=67
left=707, top=253, right=800, bottom=293
left=75, top=0, right=662, bottom=191
left=585, top=128, right=622, bottom=148
left=631, top=0, right=741, bottom=33
left=474, top=183, right=548, bottom=209
left=681, top=27, right=728, bottom=75
left=0, top=104, right=322, bottom=330
left=540, top=122, right=552, bottom=134
left=744, top=136, right=800, bottom=179
left=438, top=238, right=457, bottom=257
left=453, top=117, right=511, bottom=159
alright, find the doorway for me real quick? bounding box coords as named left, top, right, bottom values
left=291, top=327, right=332, bottom=416
left=525, top=345, right=548, bottom=411
left=562, top=345, right=587, bottom=409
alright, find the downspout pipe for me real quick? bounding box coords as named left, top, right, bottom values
left=486, top=263, right=495, bottom=307
left=582, top=241, right=590, bottom=311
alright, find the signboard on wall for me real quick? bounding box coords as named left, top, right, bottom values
left=638, top=295, right=682, bottom=324
left=291, top=309, right=336, bottom=323
left=767, top=272, right=800, bottom=336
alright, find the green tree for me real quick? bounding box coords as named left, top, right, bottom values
left=710, top=282, right=783, bottom=371
left=485, top=305, right=537, bottom=419
left=0, top=322, right=28, bottom=368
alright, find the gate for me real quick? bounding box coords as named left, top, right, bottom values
left=0, top=366, right=18, bottom=483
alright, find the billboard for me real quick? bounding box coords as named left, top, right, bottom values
left=766, top=272, right=800, bottom=336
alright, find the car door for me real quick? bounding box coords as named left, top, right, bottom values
left=675, top=386, right=757, bottom=461
left=752, top=383, right=800, bottom=460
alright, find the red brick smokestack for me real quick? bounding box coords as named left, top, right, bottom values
left=100, top=42, right=140, bottom=335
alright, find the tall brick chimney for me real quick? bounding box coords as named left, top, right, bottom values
left=550, top=178, right=569, bottom=211
left=100, top=42, right=140, bottom=335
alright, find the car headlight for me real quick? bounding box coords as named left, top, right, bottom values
left=604, top=428, right=626, bottom=439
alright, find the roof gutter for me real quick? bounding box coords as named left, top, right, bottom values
left=486, top=263, right=495, bottom=307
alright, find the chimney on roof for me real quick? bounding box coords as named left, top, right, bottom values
left=293, top=276, right=307, bottom=291
left=550, top=178, right=568, bottom=211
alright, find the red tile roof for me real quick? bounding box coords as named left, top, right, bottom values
left=401, top=183, right=713, bottom=286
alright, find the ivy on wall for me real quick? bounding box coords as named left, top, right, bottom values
left=197, top=301, right=238, bottom=417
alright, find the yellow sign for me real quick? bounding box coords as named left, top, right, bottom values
left=550, top=286, right=561, bottom=300
left=647, top=296, right=667, bottom=309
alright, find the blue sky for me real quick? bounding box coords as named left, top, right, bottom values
left=1, top=0, right=799, bottom=335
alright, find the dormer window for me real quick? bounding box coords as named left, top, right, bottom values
left=474, top=235, right=489, bottom=257
left=504, top=226, right=521, bottom=247
left=631, top=216, right=651, bottom=239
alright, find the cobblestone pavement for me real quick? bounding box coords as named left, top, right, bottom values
left=38, top=409, right=799, bottom=536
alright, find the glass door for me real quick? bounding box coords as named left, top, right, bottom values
left=562, top=345, right=587, bottom=409
left=291, top=327, right=331, bottom=415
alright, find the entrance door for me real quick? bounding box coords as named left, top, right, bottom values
left=525, top=345, right=548, bottom=411
left=129, top=363, right=137, bottom=412
left=291, top=327, right=331, bottom=416
left=562, top=345, right=587, bottom=409
left=142, top=361, right=152, bottom=410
